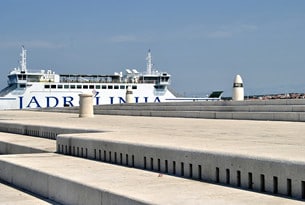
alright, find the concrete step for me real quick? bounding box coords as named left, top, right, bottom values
left=0, top=153, right=302, bottom=205
left=0, top=132, right=56, bottom=154
left=0, top=182, right=60, bottom=205
left=57, top=131, right=305, bottom=201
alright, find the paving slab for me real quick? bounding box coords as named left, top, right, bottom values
left=0, top=110, right=305, bottom=162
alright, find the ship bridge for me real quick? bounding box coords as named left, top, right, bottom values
left=7, top=47, right=59, bottom=88
left=8, top=69, right=59, bottom=86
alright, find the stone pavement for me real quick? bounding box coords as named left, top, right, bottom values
left=0, top=110, right=304, bottom=204
left=2, top=110, right=305, bottom=161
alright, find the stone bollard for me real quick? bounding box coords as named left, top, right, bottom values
left=79, top=93, right=94, bottom=118
left=125, top=86, right=134, bottom=103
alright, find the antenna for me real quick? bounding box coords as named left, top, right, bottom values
left=20, top=45, right=27, bottom=72
left=146, top=49, right=152, bottom=75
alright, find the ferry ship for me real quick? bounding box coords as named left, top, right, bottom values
left=0, top=46, right=223, bottom=110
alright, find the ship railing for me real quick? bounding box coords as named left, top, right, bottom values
left=18, top=69, right=54, bottom=74
left=138, top=80, right=156, bottom=84
left=60, top=79, right=123, bottom=84
left=57, top=79, right=159, bottom=84
left=16, top=79, right=29, bottom=83
left=17, top=79, right=42, bottom=83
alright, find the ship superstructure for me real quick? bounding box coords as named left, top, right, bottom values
left=0, top=46, right=176, bottom=109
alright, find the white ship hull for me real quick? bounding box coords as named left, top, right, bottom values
left=0, top=47, right=177, bottom=110
left=0, top=47, right=223, bottom=110
left=0, top=82, right=176, bottom=109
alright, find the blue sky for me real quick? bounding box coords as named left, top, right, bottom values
left=0, top=0, right=305, bottom=97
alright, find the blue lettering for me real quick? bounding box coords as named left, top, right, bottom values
left=94, top=91, right=99, bottom=97
left=154, top=97, right=161, bottom=103
left=95, top=96, right=100, bottom=105
left=110, top=97, right=114, bottom=104
left=134, top=97, right=139, bottom=103
left=94, top=91, right=100, bottom=105
left=119, top=97, right=126, bottom=104
left=144, top=97, right=148, bottom=103
left=46, top=96, right=59, bottom=107
left=63, top=96, right=74, bottom=107
left=19, top=96, right=23, bottom=109
left=26, top=96, right=41, bottom=108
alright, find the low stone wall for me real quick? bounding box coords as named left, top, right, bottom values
left=41, top=99, right=305, bottom=121
left=91, top=100, right=305, bottom=121
left=57, top=134, right=305, bottom=200
left=92, top=110, right=305, bottom=121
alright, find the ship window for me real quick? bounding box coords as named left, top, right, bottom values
left=108, top=85, right=113, bottom=89
left=70, top=85, right=76, bottom=89
left=89, top=85, right=94, bottom=89
left=57, top=85, right=63, bottom=89
left=95, top=85, right=101, bottom=89
left=77, top=85, right=82, bottom=89
left=19, top=84, right=26, bottom=88
left=154, top=85, right=165, bottom=90
left=114, top=85, right=119, bottom=89
left=64, top=85, right=69, bottom=89
left=83, top=85, right=88, bottom=89
left=45, top=85, right=50, bottom=89
left=161, top=76, right=169, bottom=80
left=51, top=85, right=56, bottom=89
left=132, top=85, right=137, bottom=89
left=102, top=85, right=106, bottom=89
left=120, top=85, right=125, bottom=89
left=18, top=75, right=26, bottom=80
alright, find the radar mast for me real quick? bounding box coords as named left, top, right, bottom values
left=20, top=45, right=27, bottom=72
left=146, top=49, right=152, bottom=75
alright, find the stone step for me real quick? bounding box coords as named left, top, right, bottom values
left=0, top=153, right=302, bottom=205
left=0, top=132, right=56, bottom=154
left=0, top=182, right=59, bottom=205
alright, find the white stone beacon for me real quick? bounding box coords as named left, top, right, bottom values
left=232, top=74, right=244, bottom=101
